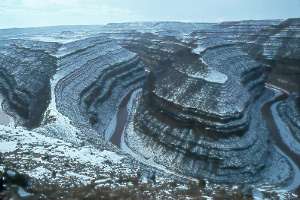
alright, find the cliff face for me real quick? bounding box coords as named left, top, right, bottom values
left=0, top=35, right=146, bottom=143
left=123, top=35, right=291, bottom=184
left=0, top=40, right=58, bottom=128
left=55, top=36, right=146, bottom=140
left=99, top=20, right=299, bottom=186
left=0, top=19, right=300, bottom=197
left=241, top=18, right=300, bottom=94
left=238, top=19, right=300, bottom=149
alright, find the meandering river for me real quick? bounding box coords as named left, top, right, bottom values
left=107, top=89, right=142, bottom=147
left=106, top=86, right=300, bottom=193
left=262, top=86, right=300, bottom=193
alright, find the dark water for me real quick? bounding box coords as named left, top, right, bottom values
left=109, top=92, right=132, bottom=147
left=261, top=89, right=300, bottom=194
left=108, top=86, right=300, bottom=194
left=262, top=92, right=300, bottom=166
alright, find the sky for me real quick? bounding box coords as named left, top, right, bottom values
left=0, top=0, right=299, bottom=28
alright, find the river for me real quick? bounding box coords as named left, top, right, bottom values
left=106, top=89, right=142, bottom=147
left=262, top=86, right=300, bottom=193
left=106, top=86, right=300, bottom=193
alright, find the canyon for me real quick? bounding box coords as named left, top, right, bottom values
left=0, top=19, right=300, bottom=199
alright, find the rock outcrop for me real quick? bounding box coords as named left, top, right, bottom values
left=0, top=35, right=147, bottom=143
left=240, top=18, right=300, bottom=153
left=0, top=40, right=58, bottom=128
left=125, top=37, right=293, bottom=184
left=55, top=36, right=146, bottom=138
left=0, top=19, right=299, bottom=198
left=278, top=94, right=300, bottom=144
left=240, top=18, right=300, bottom=93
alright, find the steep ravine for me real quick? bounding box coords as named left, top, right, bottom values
left=0, top=41, right=57, bottom=128
left=0, top=19, right=300, bottom=199
left=261, top=87, right=300, bottom=192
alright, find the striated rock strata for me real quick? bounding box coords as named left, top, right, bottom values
left=0, top=40, right=58, bottom=128
left=0, top=19, right=299, bottom=198
left=125, top=36, right=294, bottom=185
left=277, top=94, right=300, bottom=145
left=240, top=18, right=300, bottom=94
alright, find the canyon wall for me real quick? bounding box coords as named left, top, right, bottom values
left=0, top=19, right=299, bottom=191
left=0, top=40, right=58, bottom=128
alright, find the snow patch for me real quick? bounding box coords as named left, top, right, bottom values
left=34, top=73, right=81, bottom=144
left=186, top=67, right=228, bottom=83
left=0, top=141, right=18, bottom=152
left=29, top=166, right=52, bottom=179
left=271, top=102, right=300, bottom=155
left=18, top=187, right=32, bottom=197
left=0, top=124, right=125, bottom=185
left=192, top=46, right=206, bottom=54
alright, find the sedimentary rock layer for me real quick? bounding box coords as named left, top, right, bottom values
left=240, top=18, right=300, bottom=93
left=0, top=19, right=299, bottom=193
left=96, top=21, right=298, bottom=186
left=126, top=40, right=276, bottom=183
left=278, top=94, right=300, bottom=144
left=0, top=40, right=58, bottom=128
left=55, top=37, right=146, bottom=136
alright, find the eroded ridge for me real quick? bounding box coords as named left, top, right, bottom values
left=125, top=37, right=294, bottom=185
left=0, top=20, right=299, bottom=198
left=277, top=94, right=300, bottom=148
left=0, top=40, right=58, bottom=128
left=34, top=36, right=147, bottom=145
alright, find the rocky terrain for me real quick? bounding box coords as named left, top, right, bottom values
left=0, top=19, right=300, bottom=199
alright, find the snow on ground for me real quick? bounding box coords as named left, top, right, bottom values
left=28, top=33, right=90, bottom=44
left=186, top=66, right=228, bottom=84
left=190, top=44, right=228, bottom=84
left=274, top=146, right=300, bottom=191
left=33, top=66, right=82, bottom=144
left=271, top=102, right=300, bottom=155
left=0, top=125, right=129, bottom=186
left=267, top=85, right=300, bottom=156
left=0, top=81, right=298, bottom=199
left=0, top=97, right=10, bottom=125
left=122, top=89, right=199, bottom=183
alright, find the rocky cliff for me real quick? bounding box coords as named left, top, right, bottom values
left=124, top=35, right=293, bottom=185
left=0, top=40, right=58, bottom=128
left=1, top=19, right=300, bottom=199
left=241, top=18, right=300, bottom=94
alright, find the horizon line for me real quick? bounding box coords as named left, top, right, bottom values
left=0, top=18, right=293, bottom=30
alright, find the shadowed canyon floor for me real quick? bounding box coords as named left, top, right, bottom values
left=1, top=19, right=300, bottom=199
